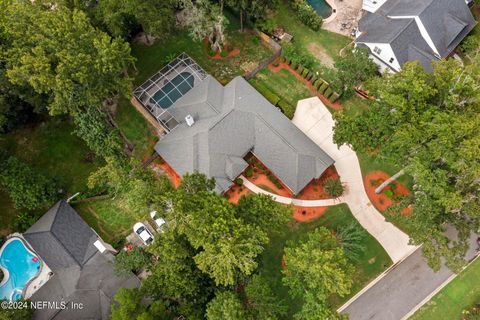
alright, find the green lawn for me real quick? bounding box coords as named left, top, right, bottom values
left=74, top=198, right=136, bottom=244
left=0, top=118, right=103, bottom=235
left=258, top=204, right=392, bottom=318
left=249, top=68, right=313, bottom=116
left=270, top=0, right=351, bottom=67
left=411, top=257, right=480, bottom=320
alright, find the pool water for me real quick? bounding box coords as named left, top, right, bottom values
left=307, top=0, right=332, bottom=18
left=0, top=238, right=41, bottom=301
left=151, top=72, right=195, bottom=109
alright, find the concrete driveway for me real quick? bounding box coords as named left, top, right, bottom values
left=292, top=97, right=417, bottom=263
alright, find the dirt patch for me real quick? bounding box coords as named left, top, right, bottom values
left=364, top=171, right=412, bottom=216
left=307, top=43, right=335, bottom=68
left=293, top=206, right=328, bottom=222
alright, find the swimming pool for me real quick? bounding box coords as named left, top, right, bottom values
left=0, top=238, right=41, bottom=301
left=151, top=72, right=195, bottom=109
left=307, top=0, right=332, bottom=18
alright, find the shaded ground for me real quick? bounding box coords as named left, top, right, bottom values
left=259, top=204, right=392, bottom=319
left=0, top=118, right=103, bottom=235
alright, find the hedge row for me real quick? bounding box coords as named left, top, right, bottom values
left=281, top=55, right=341, bottom=103
left=254, top=81, right=296, bottom=119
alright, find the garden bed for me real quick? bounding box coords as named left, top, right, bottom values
left=364, top=171, right=412, bottom=216
left=296, top=166, right=340, bottom=200
left=243, top=154, right=294, bottom=197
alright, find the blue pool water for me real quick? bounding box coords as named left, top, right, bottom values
left=307, top=0, right=332, bottom=18
left=151, top=72, right=195, bottom=109
left=0, top=239, right=40, bottom=301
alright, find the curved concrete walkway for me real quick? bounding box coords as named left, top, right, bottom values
left=243, top=97, right=417, bottom=263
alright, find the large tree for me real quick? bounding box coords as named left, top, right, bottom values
left=282, top=227, right=354, bottom=319
left=95, top=0, right=176, bottom=42
left=111, top=288, right=169, bottom=320
left=227, top=0, right=273, bottom=31
left=1, top=2, right=133, bottom=116
left=244, top=274, right=288, bottom=319
left=333, top=59, right=480, bottom=271
left=333, top=48, right=379, bottom=97
left=206, top=291, right=247, bottom=320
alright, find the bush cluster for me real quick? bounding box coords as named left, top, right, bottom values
left=283, top=44, right=316, bottom=69
left=290, top=0, right=323, bottom=31
left=253, top=82, right=295, bottom=119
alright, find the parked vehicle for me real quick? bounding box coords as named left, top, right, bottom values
left=150, top=211, right=166, bottom=232
left=133, top=222, right=154, bottom=246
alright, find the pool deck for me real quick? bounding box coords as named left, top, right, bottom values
left=322, top=0, right=363, bottom=36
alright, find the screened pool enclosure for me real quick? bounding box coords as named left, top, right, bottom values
left=133, top=53, right=207, bottom=132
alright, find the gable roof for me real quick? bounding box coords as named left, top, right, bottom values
left=154, top=75, right=334, bottom=194
left=356, top=0, right=476, bottom=71
left=25, top=201, right=140, bottom=320
left=24, top=200, right=98, bottom=271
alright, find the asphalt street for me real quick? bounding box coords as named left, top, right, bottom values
left=342, top=233, right=479, bottom=320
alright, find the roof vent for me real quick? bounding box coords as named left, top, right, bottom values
left=94, top=240, right=106, bottom=253
left=185, top=114, right=195, bottom=127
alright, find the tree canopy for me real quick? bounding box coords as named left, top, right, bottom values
left=282, top=227, right=354, bottom=319
left=206, top=291, right=247, bottom=320
left=334, top=59, right=480, bottom=271
left=1, top=2, right=133, bottom=116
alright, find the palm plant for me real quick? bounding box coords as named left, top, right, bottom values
left=336, top=222, right=366, bottom=262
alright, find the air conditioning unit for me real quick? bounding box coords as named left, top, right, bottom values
left=185, top=114, right=195, bottom=127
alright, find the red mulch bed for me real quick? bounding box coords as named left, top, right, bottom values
left=225, top=184, right=252, bottom=204
left=267, top=61, right=342, bottom=110
left=296, top=166, right=339, bottom=200
left=244, top=155, right=294, bottom=198
left=293, top=205, right=328, bottom=222
left=364, top=171, right=412, bottom=216
left=205, top=39, right=241, bottom=60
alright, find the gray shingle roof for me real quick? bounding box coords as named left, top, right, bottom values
left=24, top=201, right=98, bottom=271
left=26, top=201, right=140, bottom=320
left=154, top=75, right=334, bottom=195
left=356, top=0, right=476, bottom=71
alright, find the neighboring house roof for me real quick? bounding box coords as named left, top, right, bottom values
left=356, top=0, right=476, bottom=71
left=153, top=74, right=334, bottom=194
left=25, top=201, right=140, bottom=320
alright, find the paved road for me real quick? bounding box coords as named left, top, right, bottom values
left=341, top=233, right=479, bottom=320
left=291, top=98, right=417, bottom=263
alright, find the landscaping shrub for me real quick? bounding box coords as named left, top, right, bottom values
left=245, top=167, right=253, bottom=177
left=297, top=65, right=304, bottom=74
left=0, top=156, right=58, bottom=210
left=208, top=49, right=216, bottom=56
left=290, top=0, right=323, bottom=31
left=336, top=222, right=366, bottom=262
left=306, top=72, right=313, bottom=81
left=285, top=57, right=291, bottom=65
left=318, top=82, right=329, bottom=94
left=283, top=43, right=316, bottom=69
left=114, top=247, right=153, bottom=276
left=235, top=178, right=244, bottom=186
left=301, top=68, right=309, bottom=78
left=290, top=61, right=298, bottom=69
left=251, top=36, right=260, bottom=45
left=220, top=49, right=228, bottom=57
left=277, top=99, right=295, bottom=119
left=310, top=76, right=318, bottom=85
left=462, top=303, right=480, bottom=320
left=329, top=92, right=340, bottom=103
left=279, top=56, right=286, bottom=63
left=324, top=178, right=344, bottom=197
left=313, top=79, right=321, bottom=89
left=384, top=189, right=394, bottom=199
left=254, top=83, right=281, bottom=106
left=11, top=212, right=39, bottom=233
left=324, top=87, right=333, bottom=98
